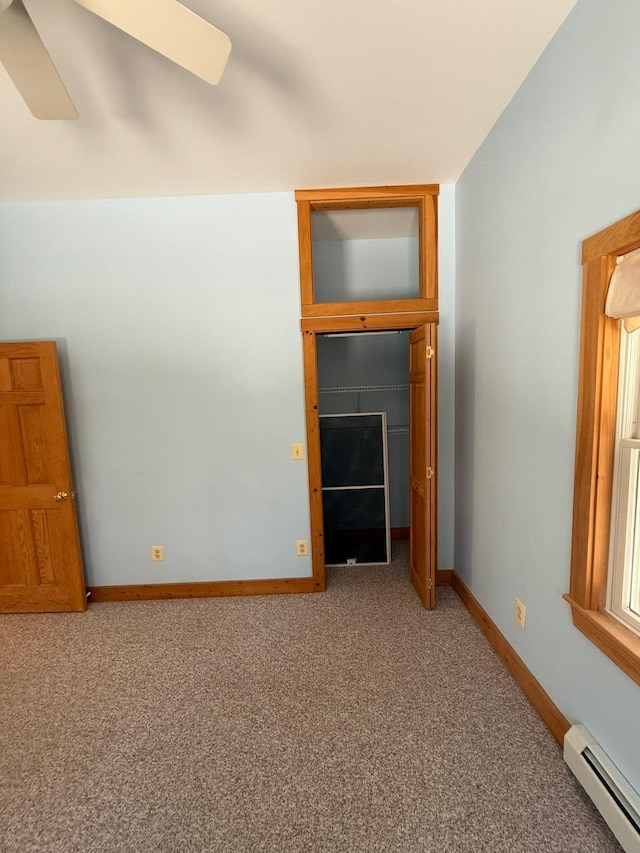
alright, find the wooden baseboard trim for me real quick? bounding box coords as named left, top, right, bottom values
left=88, top=577, right=319, bottom=603
left=391, top=527, right=410, bottom=540
left=451, top=572, right=570, bottom=746
left=91, top=565, right=452, bottom=602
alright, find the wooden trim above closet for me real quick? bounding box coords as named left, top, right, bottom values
left=296, top=184, right=439, bottom=312
left=309, top=198, right=425, bottom=212
left=302, top=298, right=437, bottom=318
left=301, top=311, right=439, bottom=333
left=296, top=200, right=314, bottom=306
left=295, top=185, right=439, bottom=202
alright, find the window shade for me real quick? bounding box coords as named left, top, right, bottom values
left=605, top=246, right=640, bottom=332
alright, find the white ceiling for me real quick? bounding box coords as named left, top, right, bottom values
left=0, top=0, right=577, bottom=202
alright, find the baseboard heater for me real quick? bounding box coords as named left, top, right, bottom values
left=564, top=725, right=640, bottom=853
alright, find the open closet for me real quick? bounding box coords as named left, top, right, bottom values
left=296, top=185, right=439, bottom=608
left=317, top=331, right=410, bottom=566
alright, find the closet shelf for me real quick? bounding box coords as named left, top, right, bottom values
left=319, top=383, right=409, bottom=394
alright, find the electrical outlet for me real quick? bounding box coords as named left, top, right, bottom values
left=296, top=540, right=308, bottom=556
left=515, top=598, right=526, bottom=628
left=151, top=545, right=164, bottom=562
left=291, top=443, right=304, bottom=460
left=346, top=558, right=357, bottom=565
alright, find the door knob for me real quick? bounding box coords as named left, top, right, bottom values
left=54, top=491, right=69, bottom=502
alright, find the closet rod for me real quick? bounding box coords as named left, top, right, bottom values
left=319, top=383, right=409, bottom=394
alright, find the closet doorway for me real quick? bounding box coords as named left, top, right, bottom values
left=302, top=318, right=437, bottom=608
left=317, top=331, right=408, bottom=567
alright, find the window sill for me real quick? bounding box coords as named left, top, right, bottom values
left=564, top=594, right=640, bottom=687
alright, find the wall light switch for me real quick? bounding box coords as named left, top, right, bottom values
left=291, top=443, right=304, bottom=460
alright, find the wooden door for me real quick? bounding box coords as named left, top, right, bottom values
left=409, top=324, right=437, bottom=608
left=0, top=342, right=86, bottom=612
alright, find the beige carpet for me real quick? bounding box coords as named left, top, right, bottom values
left=1, top=545, right=620, bottom=852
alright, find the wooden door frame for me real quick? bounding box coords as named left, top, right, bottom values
left=301, top=311, right=439, bottom=591
left=408, top=323, right=438, bottom=608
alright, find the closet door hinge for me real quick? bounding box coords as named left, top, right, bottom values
left=426, top=466, right=434, bottom=479
left=426, top=346, right=435, bottom=359
left=427, top=578, right=434, bottom=590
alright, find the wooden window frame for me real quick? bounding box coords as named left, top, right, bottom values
left=295, top=185, right=439, bottom=318
left=565, top=209, right=640, bottom=686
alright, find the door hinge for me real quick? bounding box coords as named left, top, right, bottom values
left=426, top=345, right=435, bottom=359
left=427, top=578, right=434, bottom=590
left=426, top=466, right=434, bottom=479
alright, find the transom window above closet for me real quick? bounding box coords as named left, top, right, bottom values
left=296, top=185, right=439, bottom=318
left=312, top=206, right=419, bottom=304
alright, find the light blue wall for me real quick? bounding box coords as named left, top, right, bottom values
left=313, top=237, right=419, bottom=303
left=0, top=187, right=456, bottom=584
left=0, top=193, right=312, bottom=585
left=455, top=0, right=640, bottom=790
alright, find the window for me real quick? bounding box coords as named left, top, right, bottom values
left=566, top=209, right=640, bottom=685
left=608, top=326, right=640, bottom=635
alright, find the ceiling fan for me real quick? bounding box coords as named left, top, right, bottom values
left=0, top=0, right=232, bottom=119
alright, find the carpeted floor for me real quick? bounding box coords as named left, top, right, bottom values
left=1, top=545, right=621, bottom=852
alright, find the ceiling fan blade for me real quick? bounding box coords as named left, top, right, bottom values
left=73, top=0, right=231, bottom=85
left=0, top=0, right=78, bottom=119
